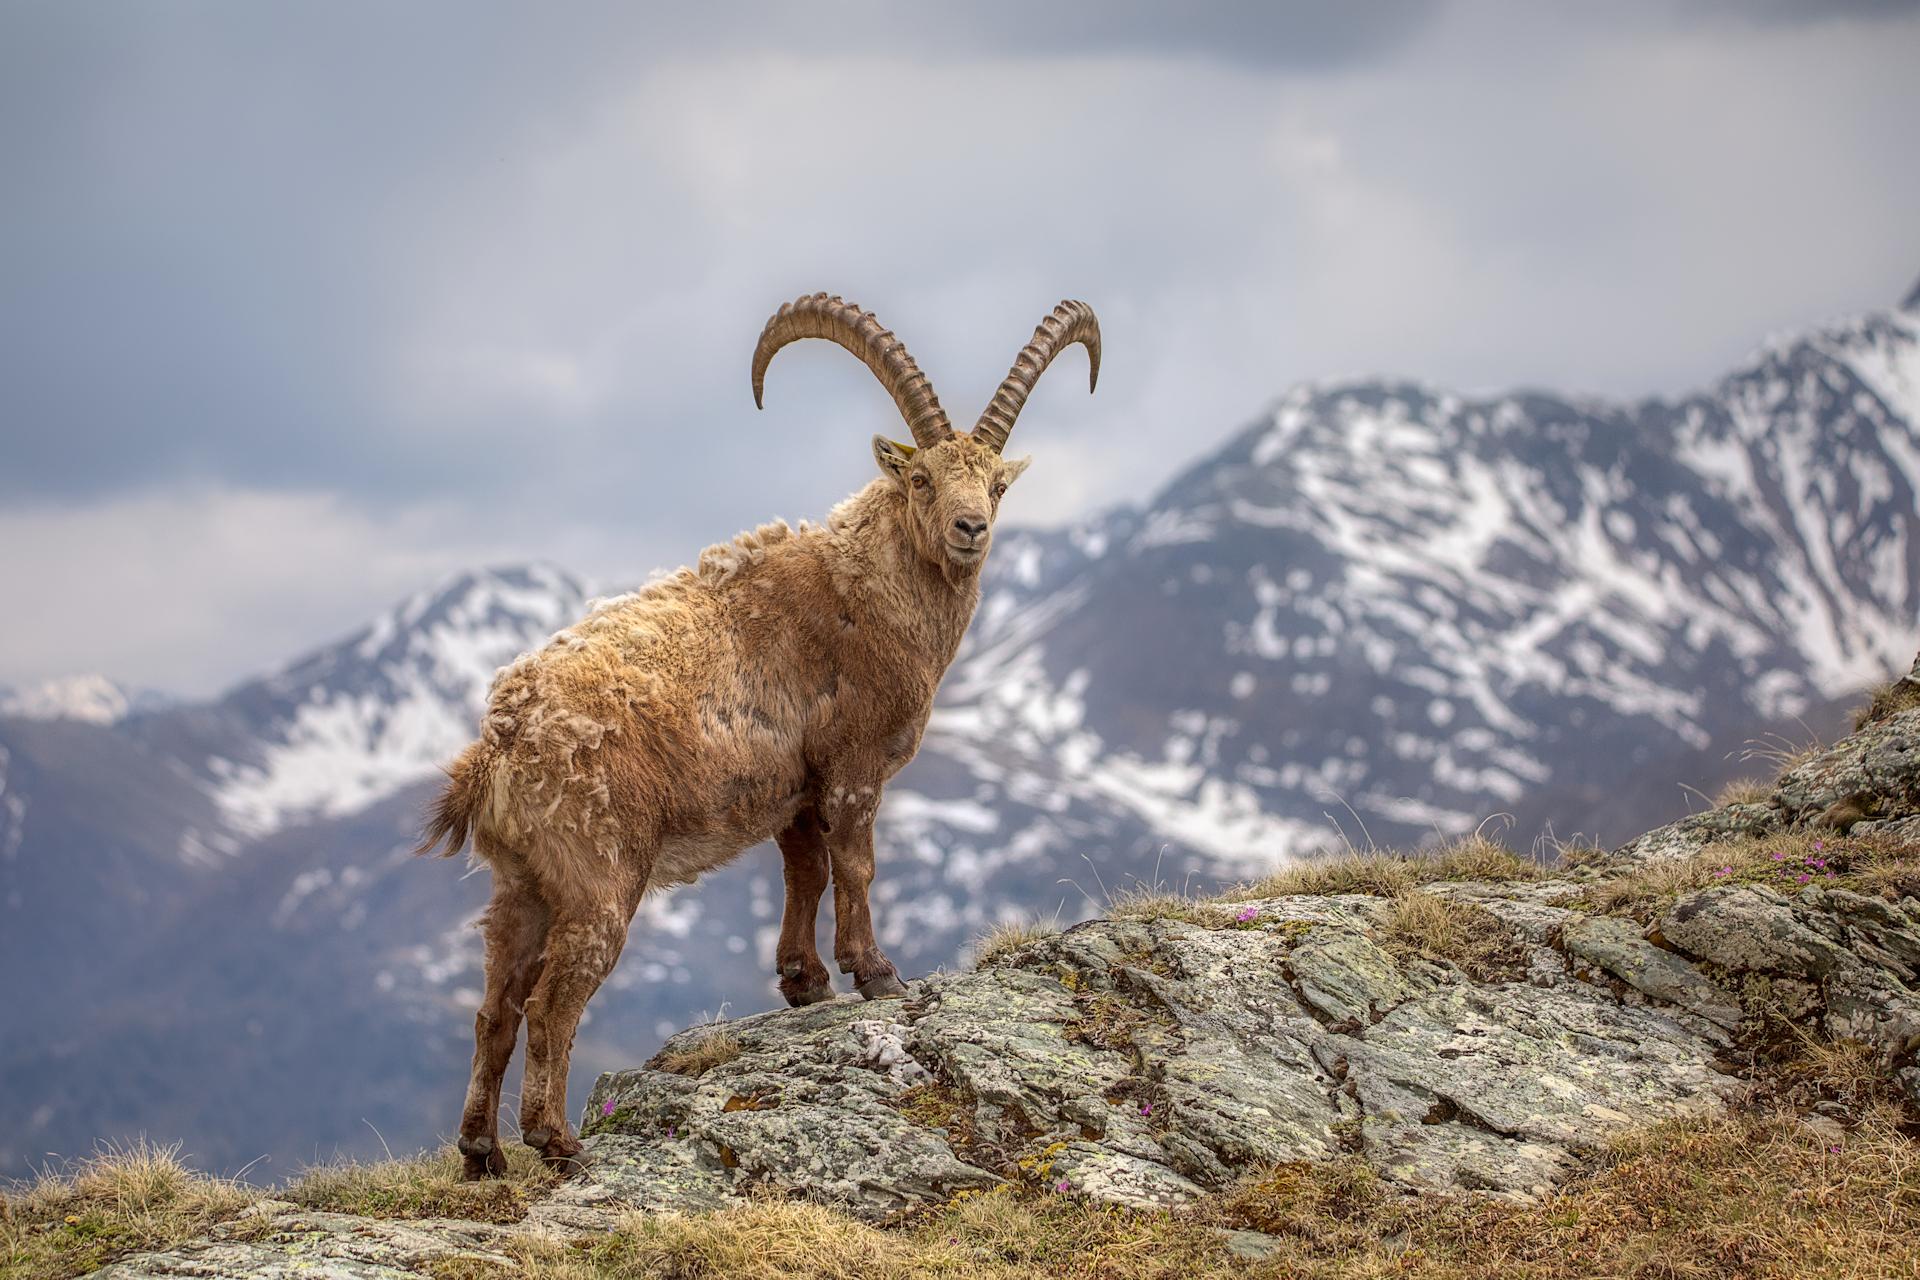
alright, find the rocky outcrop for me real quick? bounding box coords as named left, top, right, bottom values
left=88, top=695, right=1920, bottom=1277
left=569, top=899, right=1736, bottom=1219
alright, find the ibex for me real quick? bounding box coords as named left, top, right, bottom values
left=420, top=293, right=1101, bottom=1176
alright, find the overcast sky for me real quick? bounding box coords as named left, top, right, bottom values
left=3, top=1, right=1918, bottom=696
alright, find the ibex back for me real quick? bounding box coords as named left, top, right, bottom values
left=419, top=293, right=1101, bottom=1177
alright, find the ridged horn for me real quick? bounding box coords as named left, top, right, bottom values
left=971, top=300, right=1100, bottom=454
left=751, top=293, right=953, bottom=449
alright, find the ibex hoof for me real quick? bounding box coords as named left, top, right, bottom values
left=542, top=1145, right=591, bottom=1177
left=784, top=983, right=836, bottom=1007
left=457, top=1134, right=505, bottom=1180
left=522, top=1126, right=588, bottom=1177
left=857, top=973, right=908, bottom=1000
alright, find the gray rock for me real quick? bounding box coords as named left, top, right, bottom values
left=1856, top=814, right=1920, bottom=840
left=1560, top=914, right=1743, bottom=1032
left=566, top=906, right=1732, bottom=1216
left=1215, top=1227, right=1286, bottom=1260
left=1774, top=708, right=1920, bottom=826
left=90, top=1209, right=528, bottom=1279
left=1607, top=802, right=1780, bottom=867
left=1327, top=981, right=1734, bottom=1198
left=1657, top=884, right=1920, bottom=1101
left=1427, top=879, right=1586, bottom=945
left=581, top=994, right=1001, bottom=1220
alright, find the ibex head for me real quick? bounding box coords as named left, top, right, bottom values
left=752, top=293, right=1100, bottom=573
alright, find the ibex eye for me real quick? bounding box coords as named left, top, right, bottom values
left=991, top=483, right=1007, bottom=498
left=911, top=474, right=928, bottom=490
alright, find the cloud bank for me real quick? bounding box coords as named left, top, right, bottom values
left=2, top=2, right=1916, bottom=693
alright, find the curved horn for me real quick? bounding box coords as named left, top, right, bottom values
left=751, top=293, right=953, bottom=449
left=971, top=300, right=1101, bottom=454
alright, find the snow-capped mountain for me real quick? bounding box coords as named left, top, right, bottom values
left=933, top=301, right=1920, bottom=867
left=199, top=563, right=590, bottom=838
left=3, top=285, right=1917, bottom=1180
left=0, top=675, right=170, bottom=724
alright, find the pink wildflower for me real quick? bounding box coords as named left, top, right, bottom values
left=601, top=1099, right=617, bottom=1116
left=1056, top=1179, right=1071, bottom=1193
left=1796, top=873, right=1811, bottom=884
left=1235, top=905, right=1259, bottom=924
left=1771, top=852, right=1785, bottom=861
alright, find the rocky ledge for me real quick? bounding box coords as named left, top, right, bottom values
left=90, top=660, right=1920, bottom=1277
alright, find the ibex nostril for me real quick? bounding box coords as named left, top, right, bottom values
left=953, top=515, right=988, bottom=539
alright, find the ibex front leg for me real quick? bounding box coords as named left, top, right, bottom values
left=824, top=802, right=906, bottom=999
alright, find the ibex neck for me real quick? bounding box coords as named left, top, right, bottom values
left=826, top=480, right=983, bottom=675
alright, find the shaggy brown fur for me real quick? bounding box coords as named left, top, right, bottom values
left=419, top=295, right=1096, bottom=1178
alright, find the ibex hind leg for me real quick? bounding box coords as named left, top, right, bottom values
left=457, top=853, right=550, bottom=1181
left=517, top=896, right=638, bottom=1176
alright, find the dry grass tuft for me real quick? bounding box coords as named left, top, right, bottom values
left=970, top=916, right=1062, bottom=969
left=1107, top=886, right=1242, bottom=927
left=1381, top=894, right=1530, bottom=983
left=1742, top=728, right=1825, bottom=780
left=1578, top=851, right=1731, bottom=921
left=285, top=1144, right=555, bottom=1224
left=0, top=1140, right=256, bottom=1280
left=1207, top=1108, right=1920, bottom=1279
left=571, top=1190, right=1231, bottom=1280
left=652, top=1025, right=744, bottom=1077
left=1239, top=837, right=1540, bottom=903
left=1713, top=776, right=1774, bottom=807
left=1425, top=834, right=1544, bottom=882
left=1209, top=1158, right=1396, bottom=1255
left=1242, top=851, right=1423, bottom=899
left=1767, top=1033, right=1908, bottom=1118
left=1853, top=676, right=1920, bottom=731
left=1548, top=835, right=1609, bottom=871
left=1579, top=828, right=1920, bottom=922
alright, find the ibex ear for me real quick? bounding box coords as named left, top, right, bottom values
left=996, top=455, right=1032, bottom=487
left=872, top=435, right=916, bottom=485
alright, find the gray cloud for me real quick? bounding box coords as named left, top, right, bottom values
left=2, top=2, right=1918, bottom=693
